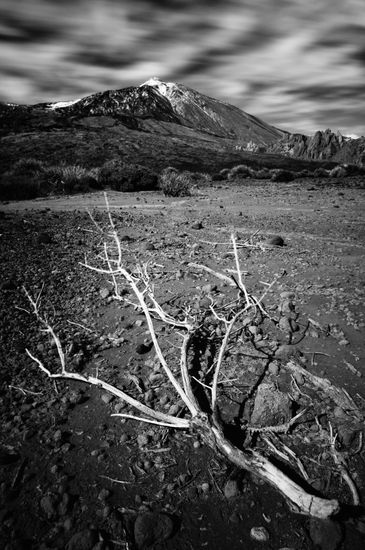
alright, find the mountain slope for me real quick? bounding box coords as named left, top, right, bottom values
left=141, top=77, right=285, bottom=144
left=47, top=85, right=181, bottom=124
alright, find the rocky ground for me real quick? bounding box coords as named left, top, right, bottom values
left=0, top=177, right=365, bottom=549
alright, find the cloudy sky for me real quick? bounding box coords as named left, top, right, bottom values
left=0, top=0, right=364, bottom=136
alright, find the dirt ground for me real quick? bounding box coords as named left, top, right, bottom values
left=0, top=178, right=365, bottom=550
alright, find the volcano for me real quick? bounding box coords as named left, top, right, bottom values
left=0, top=78, right=361, bottom=174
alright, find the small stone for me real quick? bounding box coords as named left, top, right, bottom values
left=142, top=242, right=155, bottom=251
left=98, top=488, right=111, bottom=501
left=134, top=512, right=174, bottom=549
left=40, top=493, right=58, bottom=519
left=250, top=526, right=270, bottom=542
left=228, top=511, right=241, bottom=523
left=224, top=479, right=240, bottom=499
left=99, top=288, right=110, bottom=299
left=338, top=338, right=349, bottom=346
left=191, top=221, right=203, bottom=230
left=293, top=371, right=305, bottom=385
left=38, top=232, right=52, bottom=244
left=250, top=382, right=292, bottom=427
left=136, top=342, right=152, bottom=354
left=309, top=519, right=342, bottom=550
left=65, top=529, right=99, bottom=550
left=120, top=433, right=129, bottom=443
left=268, top=361, right=280, bottom=376
left=201, top=482, right=210, bottom=493
left=63, top=517, right=73, bottom=531
left=167, top=403, right=180, bottom=416
left=267, top=235, right=285, bottom=246
left=280, top=291, right=295, bottom=299
left=53, top=429, right=63, bottom=443
left=101, top=392, right=114, bottom=404
left=137, top=434, right=149, bottom=448
left=202, top=283, right=217, bottom=294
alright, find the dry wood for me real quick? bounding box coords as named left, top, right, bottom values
left=284, top=360, right=363, bottom=422
left=24, top=195, right=351, bottom=520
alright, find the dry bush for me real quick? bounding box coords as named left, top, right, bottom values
left=328, top=165, right=348, bottom=178
left=99, top=160, right=158, bottom=191
left=158, top=168, right=193, bottom=196
left=227, top=164, right=253, bottom=179
left=313, top=168, right=329, bottom=178
left=270, top=169, right=295, bottom=182
left=0, top=158, right=46, bottom=200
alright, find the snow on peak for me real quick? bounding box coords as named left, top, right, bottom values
left=48, top=98, right=81, bottom=110
left=141, top=77, right=177, bottom=97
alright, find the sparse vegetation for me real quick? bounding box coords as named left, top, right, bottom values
left=158, top=168, right=193, bottom=196
left=270, top=169, right=295, bottom=182
left=98, top=160, right=158, bottom=192
left=0, top=158, right=45, bottom=200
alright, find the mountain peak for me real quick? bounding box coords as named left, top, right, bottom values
left=141, top=77, right=179, bottom=98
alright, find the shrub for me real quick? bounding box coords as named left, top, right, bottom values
left=219, top=168, right=230, bottom=179
left=313, top=168, right=329, bottom=178
left=328, top=165, right=347, bottom=178
left=11, top=158, right=46, bottom=176
left=58, top=165, right=96, bottom=194
left=99, top=160, right=158, bottom=191
left=0, top=158, right=47, bottom=200
left=254, top=168, right=271, bottom=180
left=270, top=169, right=295, bottom=182
left=228, top=164, right=252, bottom=179
left=0, top=173, right=40, bottom=200
left=158, top=169, right=193, bottom=197
left=296, top=170, right=311, bottom=179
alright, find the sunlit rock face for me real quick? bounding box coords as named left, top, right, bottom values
left=268, top=129, right=365, bottom=165
left=48, top=85, right=180, bottom=124
left=142, top=77, right=285, bottom=144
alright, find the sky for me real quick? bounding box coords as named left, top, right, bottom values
left=0, top=0, right=364, bottom=136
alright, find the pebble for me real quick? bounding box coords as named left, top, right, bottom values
left=101, top=392, right=114, bottom=404
left=137, top=434, right=149, bottom=447
left=98, top=488, right=111, bottom=501
left=191, top=221, right=203, bottom=230
left=250, top=526, right=270, bottom=542
left=136, top=342, right=152, bottom=354
left=267, top=235, right=284, bottom=246
left=201, top=482, right=210, bottom=493
left=65, top=529, right=99, bottom=550
left=40, top=493, right=58, bottom=518
left=309, top=518, right=342, bottom=550
left=99, top=287, right=110, bottom=299
left=224, top=479, right=240, bottom=499
left=134, top=512, right=174, bottom=549
left=37, top=231, right=53, bottom=244
left=142, top=242, right=155, bottom=251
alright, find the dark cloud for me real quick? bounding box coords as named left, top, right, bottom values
left=0, top=0, right=364, bottom=135
left=350, top=48, right=365, bottom=66
left=68, top=51, right=136, bottom=69
left=287, top=84, right=365, bottom=101
left=0, top=14, right=61, bottom=43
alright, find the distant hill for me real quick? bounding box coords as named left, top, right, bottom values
left=267, top=129, right=365, bottom=166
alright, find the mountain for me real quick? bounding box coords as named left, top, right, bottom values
left=140, top=78, right=285, bottom=144
left=0, top=78, right=360, bottom=176
left=267, top=129, right=365, bottom=166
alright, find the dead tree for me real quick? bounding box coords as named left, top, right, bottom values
left=25, top=194, right=362, bottom=520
